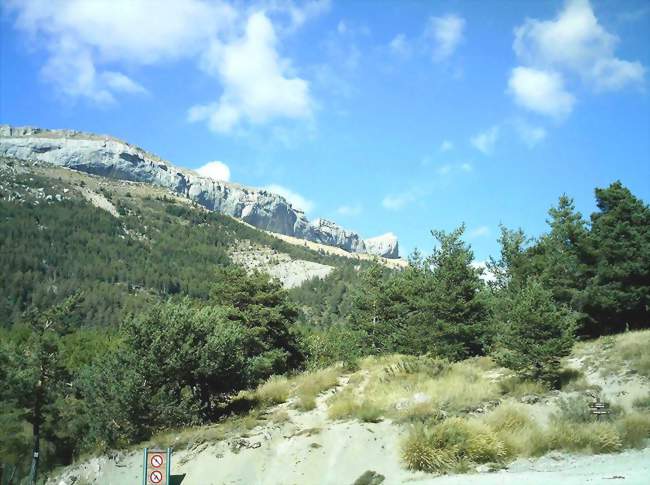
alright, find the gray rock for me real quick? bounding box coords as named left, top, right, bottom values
left=0, top=125, right=400, bottom=258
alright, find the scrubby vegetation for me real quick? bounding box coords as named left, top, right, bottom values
left=1, top=163, right=649, bottom=481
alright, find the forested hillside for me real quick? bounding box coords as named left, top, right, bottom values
left=1, top=157, right=648, bottom=482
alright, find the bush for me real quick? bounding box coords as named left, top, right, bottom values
left=492, top=279, right=576, bottom=385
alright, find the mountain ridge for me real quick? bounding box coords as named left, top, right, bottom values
left=0, top=125, right=399, bottom=258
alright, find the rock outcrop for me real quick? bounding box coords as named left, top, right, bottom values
left=364, top=233, right=399, bottom=260
left=0, top=125, right=399, bottom=258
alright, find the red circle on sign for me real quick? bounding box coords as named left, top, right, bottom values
left=151, top=454, right=163, bottom=467
left=150, top=470, right=163, bottom=483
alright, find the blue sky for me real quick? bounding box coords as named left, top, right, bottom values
left=1, top=0, right=649, bottom=261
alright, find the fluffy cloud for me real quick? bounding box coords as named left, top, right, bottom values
left=7, top=0, right=319, bottom=133
left=508, top=67, right=576, bottom=119
left=264, top=184, right=314, bottom=214
left=8, top=0, right=233, bottom=103
left=425, top=14, right=465, bottom=61
left=189, top=12, right=313, bottom=133
left=196, top=161, right=231, bottom=181
left=471, top=125, right=500, bottom=155
left=513, top=0, right=644, bottom=91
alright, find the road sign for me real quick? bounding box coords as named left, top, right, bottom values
left=143, top=448, right=172, bottom=485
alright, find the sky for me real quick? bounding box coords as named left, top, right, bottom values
left=1, top=0, right=649, bottom=262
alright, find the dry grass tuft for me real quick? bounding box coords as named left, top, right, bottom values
left=498, top=376, right=548, bottom=398
left=293, top=366, right=341, bottom=411
left=255, top=375, right=290, bottom=405
left=401, top=418, right=510, bottom=474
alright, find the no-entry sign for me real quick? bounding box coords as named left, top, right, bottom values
left=143, top=448, right=172, bottom=485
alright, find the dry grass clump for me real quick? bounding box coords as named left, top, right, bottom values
left=484, top=402, right=533, bottom=432
left=326, top=387, right=383, bottom=422
left=356, top=400, right=384, bottom=423
left=632, top=393, right=650, bottom=411
left=481, top=402, right=548, bottom=457
left=401, top=418, right=509, bottom=474
left=547, top=421, right=623, bottom=453
left=268, top=409, right=291, bottom=425
left=498, top=376, right=548, bottom=398
left=616, top=413, right=650, bottom=448
left=327, top=388, right=360, bottom=420
left=574, top=330, right=650, bottom=378
left=255, top=375, right=291, bottom=405
left=616, top=330, right=650, bottom=378
left=293, top=366, right=342, bottom=411
left=394, top=401, right=445, bottom=424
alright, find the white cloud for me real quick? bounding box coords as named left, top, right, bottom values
left=274, top=0, right=331, bottom=32
left=469, top=226, right=490, bottom=238
left=508, top=67, right=575, bottom=118
left=425, top=14, right=465, bottom=62
left=7, top=0, right=323, bottom=134
left=513, top=119, right=547, bottom=147
left=440, top=140, right=454, bottom=152
left=513, top=0, right=645, bottom=92
left=196, top=161, right=231, bottom=181
left=382, top=191, right=418, bottom=211
left=189, top=12, right=313, bottom=133
left=460, top=163, right=473, bottom=172
left=471, top=125, right=500, bottom=155
left=389, top=33, right=411, bottom=58
left=264, top=184, right=314, bottom=214
left=336, top=204, right=362, bottom=216
left=8, top=0, right=234, bottom=103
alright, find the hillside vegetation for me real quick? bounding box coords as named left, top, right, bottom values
left=48, top=330, right=650, bottom=484
left=1, top=156, right=649, bottom=483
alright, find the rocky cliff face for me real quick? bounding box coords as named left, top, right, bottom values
left=0, top=125, right=399, bottom=258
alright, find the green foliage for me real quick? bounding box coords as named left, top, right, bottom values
left=79, top=269, right=301, bottom=449
left=298, top=324, right=366, bottom=369
left=348, top=226, right=489, bottom=361
left=492, top=279, right=576, bottom=384
left=490, top=183, right=649, bottom=337
left=582, top=182, right=650, bottom=334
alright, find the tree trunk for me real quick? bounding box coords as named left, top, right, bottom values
left=29, top=366, right=44, bottom=485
